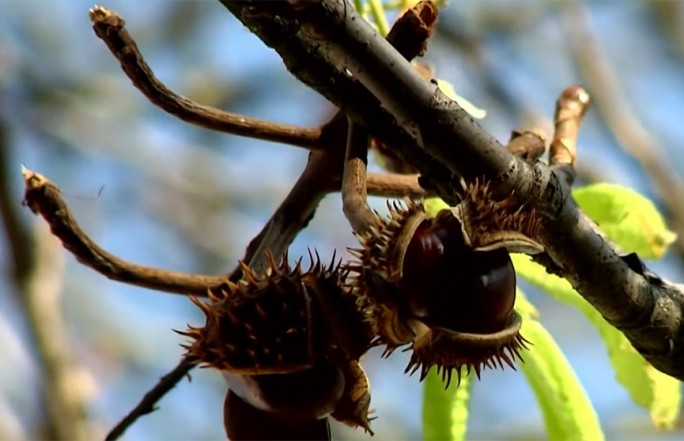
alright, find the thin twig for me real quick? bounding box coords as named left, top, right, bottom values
left=89, top=6, right=322, bottom=150
left=22, top=167, right=226, bottom=296
left=506, top=129, right=547, bottom=162
left=549, top=85, right=591, bottom=185
left=105, top=357, right=196, bottom=441
left=366, top=172, right=427, bottom=198
left=342, top=119, right=376, bottom=233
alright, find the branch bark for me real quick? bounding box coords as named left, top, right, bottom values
left=217, top=0, right=684, bottom=380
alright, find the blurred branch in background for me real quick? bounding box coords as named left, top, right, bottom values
left=561, top=2, right=684, bottom=260
left=0, top=118, right=89, bottom=439
left=648, top=0, right=684, bottom=61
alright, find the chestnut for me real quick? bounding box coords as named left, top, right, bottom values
left=401, top=217, right=517, bottom=334
left=224, top=389, right=332, bottom=441
left=223, top=360, right=346, bottom=424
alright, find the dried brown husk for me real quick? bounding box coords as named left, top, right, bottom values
left=178, top=252, right=374, bottom=431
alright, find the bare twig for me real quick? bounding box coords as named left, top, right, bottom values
left=22, top=167, right=226, bottom=296
left=506, top=129, right=547, bottom=162
left=88, top=6, right=322, bottom=150
left=366, top=172, right=427, bottom=198
left=386, top=0, right=438, bottom=60
left=549, top=85, right=591, bottom=185
left=342, top=119, right=376, bottom=234
left=219, top=0, right=684, bottom=381
left=105, top=358, right=196, bottom=441
left=562, top=2, right=684, bottom=257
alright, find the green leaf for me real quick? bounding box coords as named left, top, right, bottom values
left=423, top=367, right=472, bottom=441
left=515, top=290, right=604, bottom=441
left=423, top=197, right=449, bottom=218
left=572, top=183, right=676, bottom=259
left=434, top=79, right=487, bottom=119
left=648, top=364, right=683, bottom=430
left=513, top=255, right=682, bottom=429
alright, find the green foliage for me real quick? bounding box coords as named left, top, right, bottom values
left=573, top=183, right=676, bottom=259
left=512, top=182, right=682, bottom=430
left=423, top=368, right=472, bottom=441
left=515, top=292, right=604, bottom=441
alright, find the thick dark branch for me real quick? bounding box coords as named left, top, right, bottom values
left=218, top=0, right=684, bottom=380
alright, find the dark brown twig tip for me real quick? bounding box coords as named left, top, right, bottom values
left=550, top=85, right=591, bottom=172
left=387, top=0, right=439, bottom=59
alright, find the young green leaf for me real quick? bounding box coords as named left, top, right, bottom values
left=513, top=255, right=682, bottom=429
left=434, top=79, right=487, bottom=119
left=423, top=367, right=472, bottom=441
left=572, top=183, right=676, bottom=259
left=515, top=291, right=604, bottom=441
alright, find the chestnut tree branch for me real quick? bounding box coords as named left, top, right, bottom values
left=89, top=6, right=322, bottom=150
left=218, top=0, right=684, bottom=381
left=342, top=119, right=376, bottom=234
left=22, top=167, right=227, bottom=296
left=104, top=358, right=196, bottom=441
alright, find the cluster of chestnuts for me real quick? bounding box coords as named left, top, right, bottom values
left=178, top=179, right=543, bottom=439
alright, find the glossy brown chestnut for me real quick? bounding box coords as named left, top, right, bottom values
left=223, top=359, right=346, bottom=424
left=224, top=389, right=332, bottom=441
left=400, top=216, right=517, bottom=334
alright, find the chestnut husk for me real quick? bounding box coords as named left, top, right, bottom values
left=178, top=253, right=374, bottom=436
left=347, top=180, right=542, bottom=385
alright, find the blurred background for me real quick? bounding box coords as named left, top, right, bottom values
left=1, top=0, right=684, bottom=440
